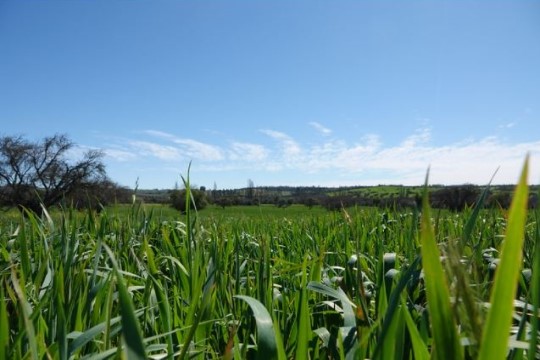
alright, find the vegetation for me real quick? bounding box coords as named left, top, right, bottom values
left=0, top=159, right=538, bottom=359
left=149, top=183, right=539, bottom=212
left=0, top=134, right=129, bottom=213
left=169, top=186, right=208, bottom=213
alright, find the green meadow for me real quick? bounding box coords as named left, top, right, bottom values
left=0, top=160, right=539, bottom=359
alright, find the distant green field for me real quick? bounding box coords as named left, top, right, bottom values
left=99, top=203, right=330, bottom=223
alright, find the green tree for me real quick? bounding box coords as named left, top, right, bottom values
left=169, top=186, right=208, bottom=213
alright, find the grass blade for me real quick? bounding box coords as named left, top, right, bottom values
left=478, top=156, right=529, bottom=360
left=401, top=300, right=430, bottom=360
left=462, top=168, right=497, bottom=246
left=528, top=204, right=540, bottom=360
left=307, top=281, right=356, bottom=327
left=234, top=295, right=279, bottom=360
left=295, top=256, right=312, bottom=360
left=0, top=285, right=9, bottom=360
left=103, top=245, right=147, bottom=360
left=10, top=268, right=39, bottom=360
left=420, top=169, right=463, bottom=360
left=372, top=256, right=422, bottom=359
left=68, top=314, right=124, bottom=356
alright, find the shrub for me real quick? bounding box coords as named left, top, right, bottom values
left=169, top=187, right=208, bottom=213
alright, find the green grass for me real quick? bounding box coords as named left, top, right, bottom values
left=0, top=161, right=538, bottom=359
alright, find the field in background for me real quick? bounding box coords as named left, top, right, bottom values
left=0, top=162, right=539, bottom=359
left=1, top=203, right=329, bottom=228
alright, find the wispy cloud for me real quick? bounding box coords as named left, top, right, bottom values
left=104, top=148, right=138, bottom=161
left=172, top=139, right=224, bottom=161
left=260, top=129, right=302, bottom=157
left=143, top=129, right=176, bottom=139
left=498, top=122, right=516, bottom=129
left=401, top=127, right=431, bottom=148
left=309, top=121, right=332, bottom=136
left=104, top=127, right=539, bottom=187
left=143, top=129, right=224, bottom=161
left=130, top=141, right=181, bottom=160
left=229, top=142, right=269, bottom=161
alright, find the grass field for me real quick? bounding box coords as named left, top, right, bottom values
left=0, top=161, right=538, bottom=359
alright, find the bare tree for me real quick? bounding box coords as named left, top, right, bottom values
left=0, top=134, right=107, bottom=212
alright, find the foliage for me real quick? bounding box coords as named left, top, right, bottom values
left=169, top=186, right=208, bottom=212
left=430, top=184, right=481, bottom=211
left=0, top=134, right=110, bottom=213
left=65, top=179, right=132, bottom=211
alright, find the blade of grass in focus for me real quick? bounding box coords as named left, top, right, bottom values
left=420, top=169, right=463, bottom=360
left=295, top=256, right=311, bottom=360
left=479, top=156, right=529, bottom=360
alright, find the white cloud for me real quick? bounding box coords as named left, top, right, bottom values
left=260, top=129, right=302, bottom=157
left=400, top=127, right=431, bottom=148
left=350, top=136, right=539, bottom=185
left=130, top=141, right=181, bottom=160
left=104, top=148, right=137, bottom=161
left=309, top=121, right=332, bottom=136
left=229, top=142, right=269, bottom=161
left=143, top=129, right=224, bottom=161
left=143, top=129, right=176, bottom=139
left=173, top=139, right=224, bottom=161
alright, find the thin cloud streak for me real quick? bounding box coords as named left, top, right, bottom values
left=104, top=148, right=138, bottom=162
left=129, top=141, right=181, bottom=160
left=261, top=129, right=302, bottom=157
left=309, top=121, right=332, bottom=136
left=144, top=129, right=224, bottom=161
left=172, top=139, right=224, bottom=161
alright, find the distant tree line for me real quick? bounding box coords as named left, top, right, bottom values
left=167, top=183, right=538, bottom=212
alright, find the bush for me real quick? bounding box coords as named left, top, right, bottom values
left=170, top=187, right=208, bottom=213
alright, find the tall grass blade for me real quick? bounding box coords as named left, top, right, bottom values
left=307, top=281, right=356, bottom=327
left=0, top=286, right=9, bottom=360
left=17, top=214, right=31, bottom=282
left=462, top=168, right=497, bottom=246
left=68, top=314, right=125, bottom=356
left=10, top=268, right=39, bottom=360
left=234, top=295, right=279, bottom=360
left=420, top=169, right=462, bottom=360
left=528, top=205, right=540, bottom=360
left=372, top=255, right=422, bottom=359
left=307, top=281, right=358, bottom=357
left=55, top=265, right=68, bottom=360
left=103, top=245, right=147, bottom=360
left=478, top=156, right=529, bottom=360
left=401, top=299, right=430, bottom=360
left=295, top=256, right=311, bottom=360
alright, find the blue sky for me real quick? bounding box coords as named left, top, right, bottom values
left=1, top=1, right=539, bottom=189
